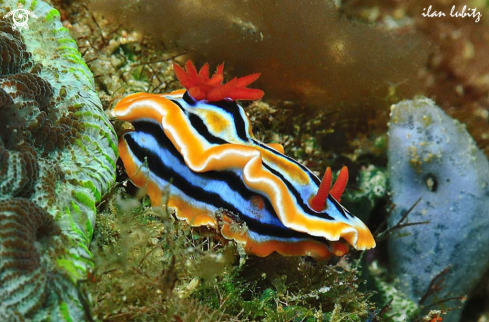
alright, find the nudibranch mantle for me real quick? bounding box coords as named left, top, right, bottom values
left=113, top=61, right=375, bottom=260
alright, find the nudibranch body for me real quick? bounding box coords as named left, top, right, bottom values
left=113, top=61, right=375, bottom=260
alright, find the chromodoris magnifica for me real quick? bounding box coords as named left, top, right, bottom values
left=112, top=61, right=375, bottom=260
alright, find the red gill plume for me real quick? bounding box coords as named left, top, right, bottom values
left=310, top=166, right=349, bottom=212
left=173, top=60, right=264, bottom=102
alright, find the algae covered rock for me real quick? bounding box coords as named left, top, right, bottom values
left=0, top=0, right=117, bottom=320
left=387, top=97, right=489, bottom=321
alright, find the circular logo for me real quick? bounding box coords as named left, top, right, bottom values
left=3, top=3, right=37, bottom=32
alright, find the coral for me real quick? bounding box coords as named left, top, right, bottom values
left=387, top=97, right=489, bottom=322
left=0, top=198, right=80, bottom=320
left=0, top=0, right=117, bottom=320
left=0, top=142, right=38, bottom=198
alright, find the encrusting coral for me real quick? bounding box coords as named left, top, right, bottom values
left=0, top=0, right=117, bottom=320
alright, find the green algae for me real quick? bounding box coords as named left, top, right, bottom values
left=86, top=188, right=377, bottom=321
left=367, top=261, right=419, bottom=321
left=342, top=165, right=388, bottom=221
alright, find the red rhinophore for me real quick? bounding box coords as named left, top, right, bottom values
left=330, top=166, right=348, bottom=203
left=310, top=166, right=349, bottom=211
left=310, top=167, right=332, bottom=212
left=173, top=60, right=264, bottom=102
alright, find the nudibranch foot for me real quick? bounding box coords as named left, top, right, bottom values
left=113, top=61, right=375, bottom=260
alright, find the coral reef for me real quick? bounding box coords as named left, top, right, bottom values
left=387, top=97, right=489, bottom=321
left=50, top=0, right=489, bottom=320
left=0, top=0, right=117, bottom=320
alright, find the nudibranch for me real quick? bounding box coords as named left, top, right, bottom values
left=112, top=61, right=375, bottom=260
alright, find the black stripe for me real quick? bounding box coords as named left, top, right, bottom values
left=183, top=91, right=196, bottom=106
left=170, top=99, right=185, bottom=111
left=125, top=120, right=329, bottom=243
left=262, top=162, right=335, bottom=221
left=252, top=139, right=321, bottom=186
left=171, top=98, right=228, bottom=145
left=254, top=139, right=349, bottom=219
left=130, top=120, right=273, bottom=218
left=187, top=113, right=228, bottom=144
left=208, top=100, right=249, bottom=142
left=328, top=195, right=350, bottom=219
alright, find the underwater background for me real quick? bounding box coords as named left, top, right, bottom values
left=0, top=0, right=488, bottom=321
